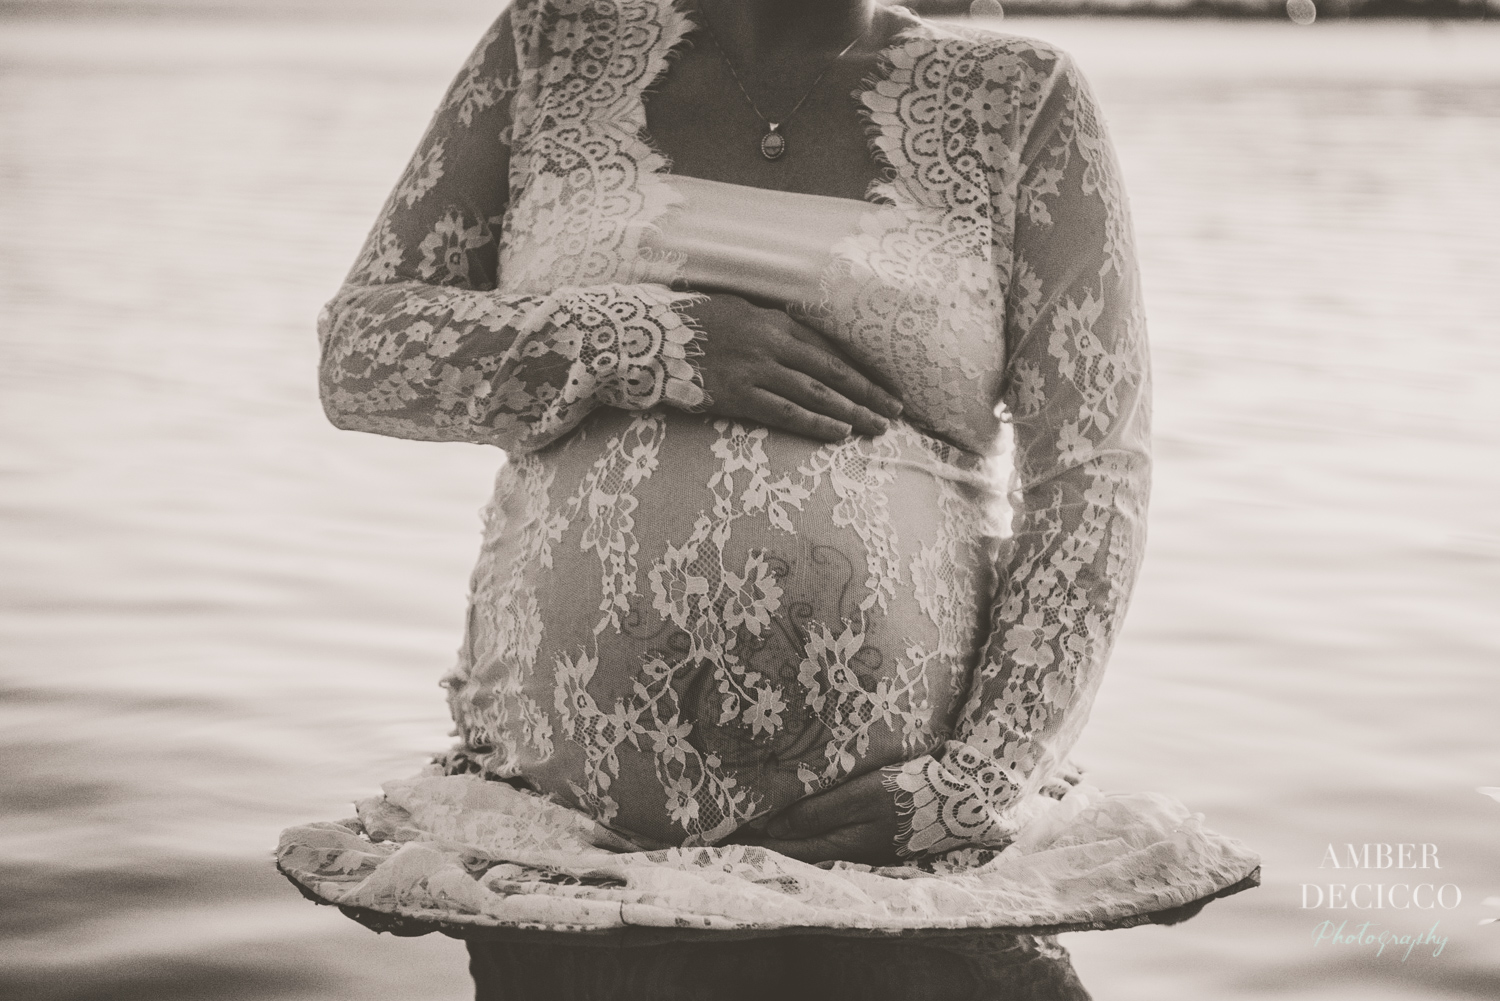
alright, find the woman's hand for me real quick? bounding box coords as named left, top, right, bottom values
left=734, top=769, right=902, bottom=867
left=683, top=293, right=903, bottom=442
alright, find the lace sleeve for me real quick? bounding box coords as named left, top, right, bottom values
left=882, top=51, right=1151, bottom=857
left=317, top=7, right=707, bottom=455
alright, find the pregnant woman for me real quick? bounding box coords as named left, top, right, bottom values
left=278, top=1, right=1260, bottom=997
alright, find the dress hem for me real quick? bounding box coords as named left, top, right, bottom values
left=277, top=859, right=1261, bottom=945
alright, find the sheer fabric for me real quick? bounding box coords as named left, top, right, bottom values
left=282, top=0, right=1257, bottom=933
left=279, top=769, right=1258, bottom=934
left=644, top=174, right=869, bottom=309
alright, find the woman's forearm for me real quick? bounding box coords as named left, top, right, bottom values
left=318, top=278, right=708, bottom=454
left=883, top=47, right=1153, bottom=859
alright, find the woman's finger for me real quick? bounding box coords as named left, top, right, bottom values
left=757, top=822, right=899, bottom=867
left=740, top=387, right=853, bottom=443
left=780, top=319, right=902, bottom=396
left=757, top=834, right=842, bottom=864
left=767, top=771, right=888, bottom=839
left=767, top=791, right=843, bottom=839
left=761, top=368, right=890, bottom=438
left=776, top=331, right=904, bottom=421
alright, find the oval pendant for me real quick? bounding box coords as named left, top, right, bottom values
left=760, top=128, right=786, bottom=161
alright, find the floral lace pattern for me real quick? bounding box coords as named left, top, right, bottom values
left=879, top=31, right=1152, bottom=857
left=446, top=409, right=1002, bottom=848
left=309, top=0, right=1157, bottom=874
left=317, top=0, right=707, bottom=456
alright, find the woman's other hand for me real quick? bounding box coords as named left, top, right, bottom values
left=684, top=293, right=903, bottom=443
left=738, top=770, right=902, bottom=866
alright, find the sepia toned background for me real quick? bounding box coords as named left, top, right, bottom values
left=2, top=2, right=1498, bottom=998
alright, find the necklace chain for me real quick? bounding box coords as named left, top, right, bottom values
left=697, top=7, right=865, bottom=161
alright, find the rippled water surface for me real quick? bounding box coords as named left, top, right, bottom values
left=2, top=14, right=1498, bottom=1000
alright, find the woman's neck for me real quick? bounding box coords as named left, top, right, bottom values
left=695, top=0, right=878, bottom=63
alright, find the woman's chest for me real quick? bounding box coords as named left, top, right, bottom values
left=638, top=41, right=886, bottom=201
left=500, top=109, right=1007, bottom=451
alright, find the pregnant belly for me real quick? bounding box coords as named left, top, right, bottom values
left=446, top=407, right=1004, bottom=847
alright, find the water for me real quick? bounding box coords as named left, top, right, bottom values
left=2, top=13, right=1498, bottom=1000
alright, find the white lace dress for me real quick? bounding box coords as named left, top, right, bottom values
left=277, top=0, right=1259, bottom=937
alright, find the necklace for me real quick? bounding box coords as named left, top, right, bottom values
left=697, top=11, right=866, bottom=161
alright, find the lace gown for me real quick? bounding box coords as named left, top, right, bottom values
left=277, top=0, right=1259, bottom=936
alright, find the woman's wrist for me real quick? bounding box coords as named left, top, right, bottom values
left=881, top=751, right=1017, bottom=859
left=559, top=285, right=709, bottom=414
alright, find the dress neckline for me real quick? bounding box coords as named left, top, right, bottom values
left=640, top=1, right=929, bottom=209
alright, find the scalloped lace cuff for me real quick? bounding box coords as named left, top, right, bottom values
left=881, top=751, right=1020, bottom=859
left=555, top=285, right=709, bottom=415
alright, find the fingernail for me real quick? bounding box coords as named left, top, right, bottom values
left=766, top=818, right=790, bottom=839
left=872, top=416, right=890, bottom=434
left=888, top=399, right=904, bottom=417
